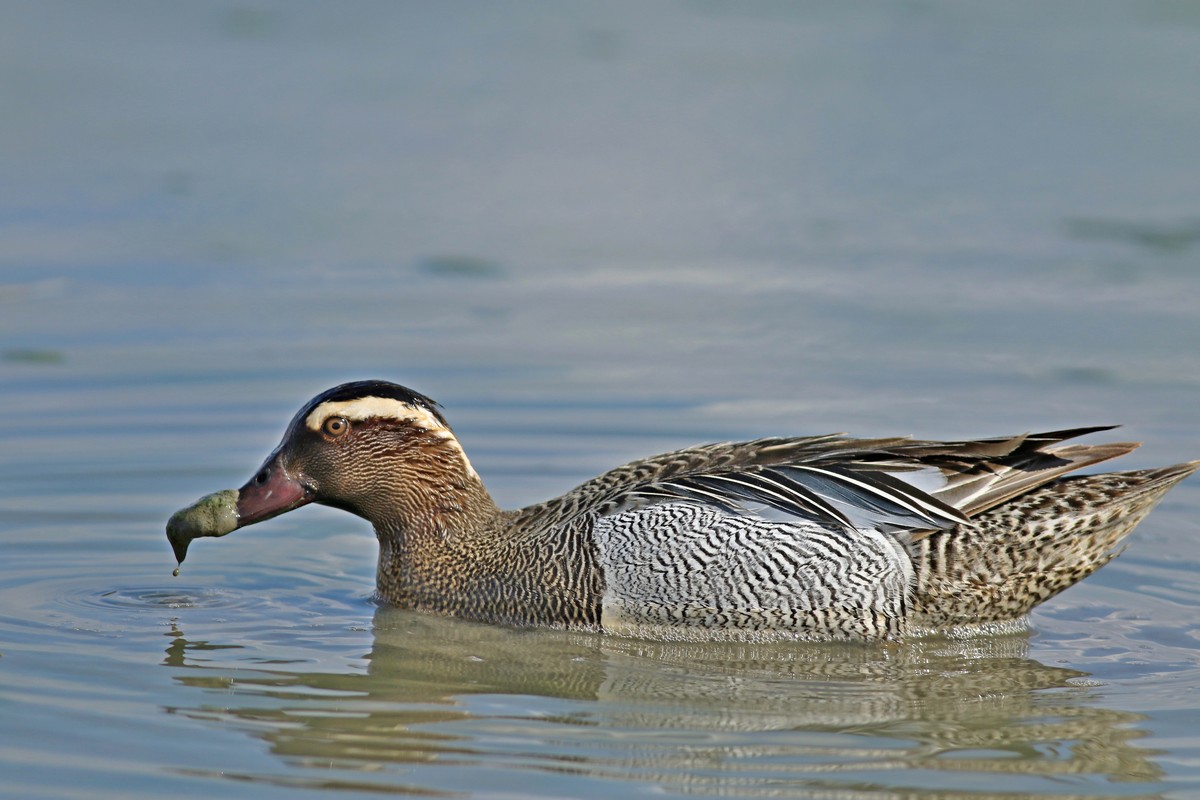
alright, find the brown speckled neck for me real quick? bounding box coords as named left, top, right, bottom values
left=361, top=431, right=604, bottom=626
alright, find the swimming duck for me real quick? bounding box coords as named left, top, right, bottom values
left=167, top=380, right=1198, bottom=640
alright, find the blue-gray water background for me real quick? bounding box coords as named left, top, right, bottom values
left=3, top=3, right=1200, bottom=798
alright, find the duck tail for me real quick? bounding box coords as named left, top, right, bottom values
left=909, top=461, right=1199, bottom=632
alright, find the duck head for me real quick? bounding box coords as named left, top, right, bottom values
left=234, top=380, right=494, bottom=538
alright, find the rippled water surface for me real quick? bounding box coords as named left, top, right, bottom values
left=4, top=3, right=1200, bottom=798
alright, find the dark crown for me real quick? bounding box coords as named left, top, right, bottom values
left=301, top=380, right=449, bottom=428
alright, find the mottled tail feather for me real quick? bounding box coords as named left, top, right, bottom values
left=910, top=461, right=1199, bottom=632
left=938, top=439, right=1142, bottom=516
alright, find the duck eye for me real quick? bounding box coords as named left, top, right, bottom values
left=322, top=417, right=350, bottom=437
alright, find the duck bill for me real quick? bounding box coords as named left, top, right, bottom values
left=236, top=453, right=314, bottom=528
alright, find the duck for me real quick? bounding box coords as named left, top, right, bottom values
left=167, top=380, right=1198, bottom=640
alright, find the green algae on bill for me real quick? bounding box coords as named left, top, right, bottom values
left=166, top=489, right=239, bottom=575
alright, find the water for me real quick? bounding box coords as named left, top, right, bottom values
left=3, top=2, right=1200, bottom=797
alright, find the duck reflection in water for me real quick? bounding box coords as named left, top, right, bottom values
left=159, top=607, right=1162, bottom=797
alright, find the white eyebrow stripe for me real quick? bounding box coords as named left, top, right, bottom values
left=304, top=397, right=478, bottom=479
left=304, top=397, right=448, bottom=432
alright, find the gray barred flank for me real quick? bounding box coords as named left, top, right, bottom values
left=593, top=502, right=911, bottom=640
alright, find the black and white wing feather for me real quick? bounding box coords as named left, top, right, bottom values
left=624, top=462, right=968, bottom=533
left=537, top=426, right=1139, bottom=537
